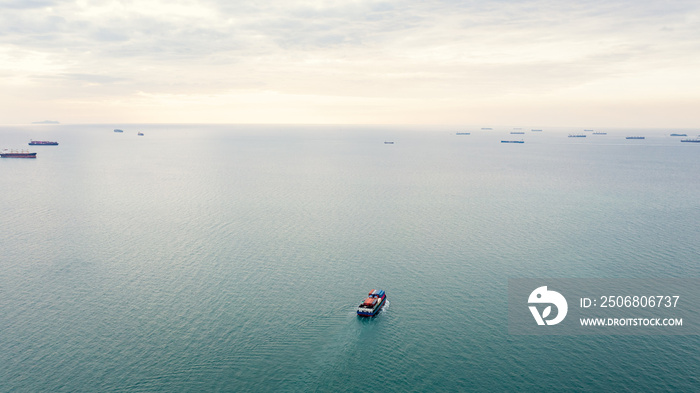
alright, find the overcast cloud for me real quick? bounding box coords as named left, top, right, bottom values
left=1, top=0, right=699, bottom=125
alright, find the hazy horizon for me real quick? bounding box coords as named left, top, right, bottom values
left=4, top=122, right=700, bottom=131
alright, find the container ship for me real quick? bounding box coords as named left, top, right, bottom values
left=28, top=140, right=58, bottom=145
left=357, top=289, right=387, bottom=317
left=626, top=136, right=645, bottom=140
left=670, top=133, right=687, bottom=137
left=568, top=134, right=586, bottom=138
left=680, top=138, right=700, bottom=143
left=501, top=140, right=524, bottom=143
left=1, top=149, right=37, bottom=158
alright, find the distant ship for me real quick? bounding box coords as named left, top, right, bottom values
left=680, top=138, right=700, bottom=143
left=510, top=131, right=525, bottom=134
left=568, top=134, right=586, bottom=138
left=531, top=129, right=543, bottom=132
left=456, top=132, right=471, bottom=135
left=28, top=140, right=58, bottom=145
left=384, top=141, right=394, bottom=144
left=481, top=127, right=492, bottom=130
left=592, top=132, right=607, bottom=135
left=114, top=129, right=124, bottom=133
left=670, top=134, right=687, bottom=137
left=626, top=136, right=645, bottom=140
left=1, top=149, right=37, bottom=158
left=584, top=129, right=594, bottom=132
left=138, top=132, right=144, bottom=136
left=357, top=289, right=387, bottom=317
left=501, top=140, right=524, bottom=143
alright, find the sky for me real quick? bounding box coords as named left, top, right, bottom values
left=1, top=0, right=699, bottom=127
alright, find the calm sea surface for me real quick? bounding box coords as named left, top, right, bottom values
left=1, top=124, right=699, bottom=392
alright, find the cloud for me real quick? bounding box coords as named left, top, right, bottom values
left=1, top=0, right=699, bottom=124
left=0, top=0, right=59, bottom=10
left=57, top=73, right=126, bottom=84
left=92, top=28, right=129, bottom=42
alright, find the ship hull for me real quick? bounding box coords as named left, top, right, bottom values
left=29, top=141, right=58, bottom=145
left=1, top=153, right=37, bottom=158
left=357, top=294, right=386, bottom=317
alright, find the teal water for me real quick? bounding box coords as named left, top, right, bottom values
left=1, top=125, right=699, bottom=392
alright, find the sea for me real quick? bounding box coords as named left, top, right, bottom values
left=1, top=124, right=699, bottom=392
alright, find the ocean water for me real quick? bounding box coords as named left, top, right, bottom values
left=1, top=124, right=699, bottom=392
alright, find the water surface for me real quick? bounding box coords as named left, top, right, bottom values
left=1, top=124, right=699, bottom=391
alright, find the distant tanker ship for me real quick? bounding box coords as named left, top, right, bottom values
left=29, top=140, right=58, bottom=145
left=1, top=149, right=37, bottom=158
